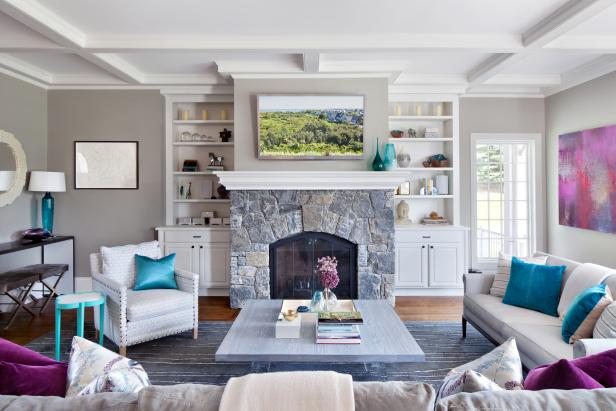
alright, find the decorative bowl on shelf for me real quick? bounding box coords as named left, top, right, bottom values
left=390, top=130, right=404, bottom=138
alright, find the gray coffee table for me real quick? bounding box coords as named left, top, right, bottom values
left=215, top=299, right=425, bottom=363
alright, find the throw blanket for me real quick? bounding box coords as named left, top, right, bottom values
left=218, top=371, right=354, bottom=411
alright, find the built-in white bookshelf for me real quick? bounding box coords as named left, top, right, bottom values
left=162, top=92, right=234, bottom=226
left=388, top=94, right=460, bottom=226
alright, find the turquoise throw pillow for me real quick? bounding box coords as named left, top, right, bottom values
left=133, top=253, right=177, bottom=291
left=503, top=257, right=565, bottom=317
left=562, top=284, right=611, bottom=344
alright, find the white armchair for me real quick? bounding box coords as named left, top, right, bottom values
left=91, top=252, right=199, bottom=356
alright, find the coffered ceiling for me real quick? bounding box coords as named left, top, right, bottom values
left=1, top=0, right=616, bottom=96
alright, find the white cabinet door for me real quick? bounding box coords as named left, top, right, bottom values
left=165, top=244, right=196, bottom=273
left=428, top=243, right=462, bottom=287
left=396, top=243, right=428, bottom=287
left=200, top=243, right=229, bottom=288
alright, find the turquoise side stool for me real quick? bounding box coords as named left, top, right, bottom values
left=55, top=291, right=105, bottom=360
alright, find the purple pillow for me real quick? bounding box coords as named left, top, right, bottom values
left=525, top=359, right=603, bottom=390
left=0, top=361, right=67, bottom=396
left=572, top=348, right=616, bottom=387
left=0, top=337, right=59, bottom=366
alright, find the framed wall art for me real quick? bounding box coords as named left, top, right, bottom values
left=559, top=124, right=616, bottom=233
left=74, top=141, right=139, bottom=189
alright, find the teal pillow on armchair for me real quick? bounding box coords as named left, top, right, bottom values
left=502, top=257, right=565, bottom=317
left=133, top=253, right=177, bottom=291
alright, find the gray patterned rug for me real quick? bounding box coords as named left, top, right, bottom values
left=26, top=321, right=494, bottom=386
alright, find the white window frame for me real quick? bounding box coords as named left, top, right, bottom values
left=470, top=133, right=541, bottom=271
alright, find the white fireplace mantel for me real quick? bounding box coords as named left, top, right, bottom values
left=214, top=171, right=409, bottom=190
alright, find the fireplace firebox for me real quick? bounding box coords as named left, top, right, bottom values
left=269, top=232, right=357, bottom=300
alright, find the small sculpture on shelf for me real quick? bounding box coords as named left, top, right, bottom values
left=396, top=200, right=410, bottom=221
left=220, top=128, right=232, bottom=142
left=207, top=153, right=224, bottom=171
left=217, top=184, right=229, bottom=199
left=422, top=154, right=449, bottom=168
left=408, top=128, right=417, bottom=139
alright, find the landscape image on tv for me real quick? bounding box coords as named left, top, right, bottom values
left=258, top=95, right=364, bottom=159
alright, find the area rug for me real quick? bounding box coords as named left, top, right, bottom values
left=26, top=321, right=494, bottom=386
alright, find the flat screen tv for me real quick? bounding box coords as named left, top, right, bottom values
left=257, top=94, right=364, bottom=160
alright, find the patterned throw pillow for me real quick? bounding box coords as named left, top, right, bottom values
left=562, top=285, right=613, bottom=344
left=489, top=253, right=548, bottom=297
left=101, top=241, right=160, bottom=288
left=594, top=301, right=616, bottom=339
left=437, top=338, right=523, bottom=400
left=439, top=370, right=504, bottom=399
left=66, top=336, right=150, bottom=397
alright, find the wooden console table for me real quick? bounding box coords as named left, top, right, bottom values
left=0, top=236, right=75, bottom=325
left=0, top=236, right=75, bottom=294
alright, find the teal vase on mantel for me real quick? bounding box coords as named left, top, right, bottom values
left=372, top=137, right=385, bottom=171
left=383, top=143, right=396, bottom=171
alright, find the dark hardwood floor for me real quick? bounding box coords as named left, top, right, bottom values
left=0, top=296, right=462, bottom=346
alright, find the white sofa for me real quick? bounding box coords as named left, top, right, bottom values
left=463, top=253, right=616, bottom=369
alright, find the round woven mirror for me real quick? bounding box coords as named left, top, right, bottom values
left=0, top=130, right=27, bottom=207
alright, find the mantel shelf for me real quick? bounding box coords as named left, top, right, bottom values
left=213, top=171, right=410, bottom=190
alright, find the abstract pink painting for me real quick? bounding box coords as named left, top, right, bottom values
left=559, top=124, right=616, bottom=233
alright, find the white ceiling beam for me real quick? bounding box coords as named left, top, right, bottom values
left=545, top=35, right=616, bottom=53
left=302, top=52, right=320, bottom=73
left=467, top=0, right=616, bottom=86
left=484, top=74, right=562, bottom=86
left=0, top=0, right=144, bottom=83
left=544, top=54, right=616, bottom=96
left=0, top=52, right=51, bottom=83
left=522, top=0, right=616, bottom=47
left=84, top=33, right=523, bottom=54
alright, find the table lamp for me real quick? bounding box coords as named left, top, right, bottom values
left=29, top=171, right=66, bottom=233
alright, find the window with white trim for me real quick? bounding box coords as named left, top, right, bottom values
left=471, top=135, right=537, bottom=267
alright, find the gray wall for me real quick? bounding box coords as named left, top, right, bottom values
left=47, top=90, right=165, bottom=277
left=459, top=97, right=546, bottom=264
left=546, top=72, right=616, bottom=267
left=0, top=73, right=47, bottom=242
left=233, top=77, right=388, bottom=171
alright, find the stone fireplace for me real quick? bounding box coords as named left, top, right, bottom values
left=228, top=188, right=395, bottom=308
left=215, top=171, right=407, bottom=309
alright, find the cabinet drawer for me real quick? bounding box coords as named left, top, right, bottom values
left=163, top=230, right=230, bottom=243
left=396, top=230, right=463, bottom=244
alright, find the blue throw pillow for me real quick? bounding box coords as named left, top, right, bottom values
left=562, top=284, right=612, bottom=344
left=503, top=257, right=565, bottom=317
left=133, top=253, right=177, bottom=291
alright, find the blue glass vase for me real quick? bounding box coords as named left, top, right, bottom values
left=41, top=192, right=55, bottom=233
left=372, top=138, right=385, bottom=171
left=383, top=143, right=396, bottom=170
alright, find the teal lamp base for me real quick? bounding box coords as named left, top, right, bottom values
left=41, top=192, right=55, bottom=233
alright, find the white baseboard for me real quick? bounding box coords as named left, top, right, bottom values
left=395, top=288, right=463, bottom=297
left=198, top=288, right=229, bottom=296
left=75, top=277, right=93, bottom=292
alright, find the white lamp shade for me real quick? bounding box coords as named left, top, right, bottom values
left=0, top=170, right=15, bottom=191
left=29, top=171, right=66, bottom=192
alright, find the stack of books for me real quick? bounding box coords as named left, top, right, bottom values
left=422, top=217, right=450, bottom=225
left=316, top=311, right=363, bottom=344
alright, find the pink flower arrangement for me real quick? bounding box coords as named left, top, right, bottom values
left=317, top=256, right=339, bottom=289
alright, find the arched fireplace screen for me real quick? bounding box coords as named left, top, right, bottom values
left=269, top=232, right=358, bottom=300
